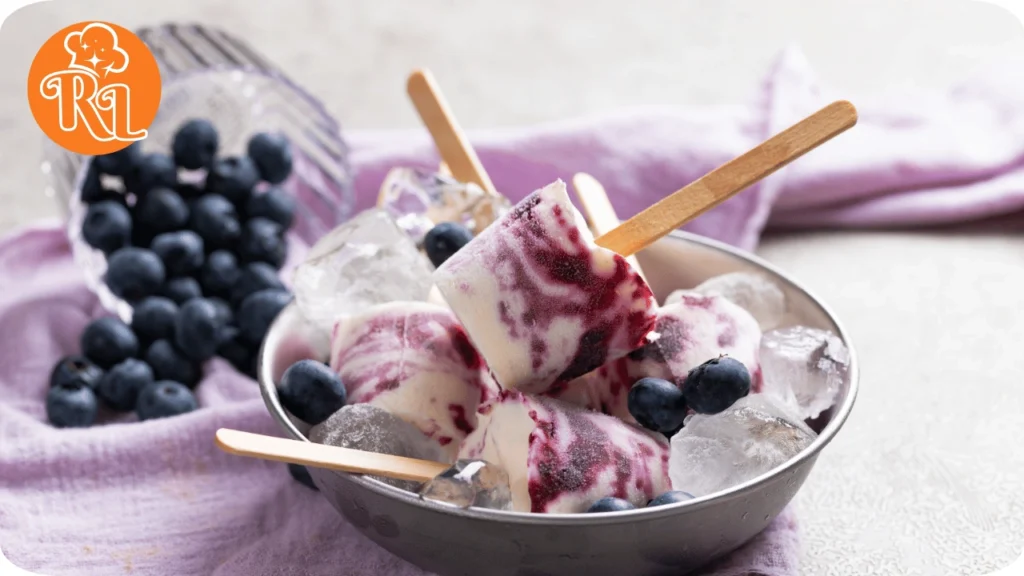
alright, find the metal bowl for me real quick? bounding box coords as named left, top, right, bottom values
left=257, top=230, right=859, bottom=576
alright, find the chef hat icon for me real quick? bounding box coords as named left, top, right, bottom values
left=63, top=22, right=130, bottom=77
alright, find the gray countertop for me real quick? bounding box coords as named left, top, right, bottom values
left=2, top=1, right=1022, bottom=573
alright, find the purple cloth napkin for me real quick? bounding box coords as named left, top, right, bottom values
left=3, top=46, right=1023, bottom=575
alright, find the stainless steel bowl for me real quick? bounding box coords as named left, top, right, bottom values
left=258, top=231, right=859, bottom=576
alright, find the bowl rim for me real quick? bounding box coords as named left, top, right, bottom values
left=258, top=229, right=860, bottom=524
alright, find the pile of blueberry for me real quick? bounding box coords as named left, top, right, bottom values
left=46, top=119, right=297, bottom=428
left=580, top=355, right=752, bottom=512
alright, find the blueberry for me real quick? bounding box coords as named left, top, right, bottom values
left=151, top=230, right=205, bottom=277
left=208, top=297, right=234, bottom=327
left=586, top=497, right=636, bottom=513
left=238, top=218, right=286, bottom=268
left=159, top=277, right=203, bottom=305
left=134, top=187, right=190, bottom=236
left=247, top=132, right=293, bottom=184
left=424, top=222, right=473, bottom=267
left=245, top=187, right=295, bottom=228
left=46, top=382, right=98, bottom=428
left=189, top=194, right=241, bottom=250
left=136, top=381, right=198, bottom=420
left=628, top=377, right=688, bottom=435
left=80, top=163, right=125, bottom=205
left=144, top=339, right=199, bottom=387
left=81, top=316, right=139, bottom=369
left=97, top=358, right=154, bottom=411
left=647, top=491, right=695, bottom=507
left=93, top=142, right=141, bottom=177
left=49, top=355, right=103, bottom=390
left=82, top=200, right=132, bottom=254
left=230, top=262, right=284, bottom=306
left=277, top=359, right=345, bottom=425
left=217, top=332, right=254, bottom=376
left=238, top=289, right=292, bottom=346
left=104, top=247, right=166, bottom=302
left=131, top=297, right=179, bottom=345
left=288, top=463, right=318, bottom=491
left=124, top=152, right=177, bottom=194
left=206, top=156, right=260, bottom=205
left=175, top=298, right=228, bottom=362
left=681, top=356, right=751, bottom=415
left=172, top=118, right=219, bottom=170
left=200, top=250, right=240, bottom=298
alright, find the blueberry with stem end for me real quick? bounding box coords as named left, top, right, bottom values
left=136, top=381, right=198, bottom=420
left=247, top=132, right=293, bottom=184
left=131, top=297, right=179, bottom=346
left=81, top=317, right=138, bottom=369
left=82, top=201, right=132, bottom=254
left=104, top=247, right=165, bottom=302
left=97, top=358, right=154, bottom=412
left=46, top=382, right=99, bottom=428
left=49, top=355, right=103, bottom=390
left=172, top=118, right=219, bottom=170
left=424, top=222, right=473, bottom=267
left=276, top=359, right=346, bottom=426
left=681, top=356, right=752, bottom=415
left=144, top=339, right=199, bottom=387
left=628, top=377, right=688, bottom=436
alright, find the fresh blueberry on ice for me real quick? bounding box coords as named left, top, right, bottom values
left=131, top=296, right=179, bottom=345
left=230, top=262, right=284, bottom=306
left=288, top=463, right=319, bottom=491
left=206, top=156, right=260, bottom=205
left=586, top=497, right=636, bottom=513
left=189, top=194, right=241, bottom=250
left=49, top=355, right=103, bottom=390
left=647, top=491, right=695, bottom=507
left=200, top=250, right=241, bottom=299
left=159, top=276, right=203, bottom=305
left=175, top=298, right=228, bottom=362
left=424, top=222, right=473, bottom=267
left=136, top=380, right=198, bottom=421
left=171, top=118, right=219, bottom=170
left=134, top=187, right=190, bottom=236
left=93, top=142, right=141, bottom=177
left=681, top=356, right=751, bottom=415
left=276, top=359, right=346, bottom=425
left=628, top=377, right=688, bottom=435
left=97, top=358, right=154, bottom=412
left=104, top=247, right=166, bottom=302
left=245, top=187, right=295, bottom=228
left=144, top=339, right=199, bottom=387
left=150, top=230, right=205, bottom=277
left=247, top=132, right=293, bottom=184
left=216, top=333, right=254, bottom=377
left=238, top=217, right=286, bottom=268
left=81, top=316, right=139, bottom=369
left=82, top=200, right=132, bottom=254
left=46, top=381, right=99, bottom=428
left=124, top=152, right=177, bottom=195
left=237, top=289, right=292, bottom=346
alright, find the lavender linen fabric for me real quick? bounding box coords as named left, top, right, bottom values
left=3, top=46, right=1023, bottom=575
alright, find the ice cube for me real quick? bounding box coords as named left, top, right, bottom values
left=418, top=459, right=513, bottom=510
left=692, top=272, right=787, bottom=331
left=309, top=404, right=446, bottom=491
left=378, top=167, right=511, bottom=245
left=291, top=209, right=434, bottom=334
left=669, top=394, right=816, bottom=497
left=759, top=325, right=849, bottom=420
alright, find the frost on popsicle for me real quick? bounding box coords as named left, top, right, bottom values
left=378, top=167, right=511, bottom=245
left=759, top=325, right=849, bottom=420
left=309, top=404, right=446, bottom=491
left=669, top=394, right=816, bottom=497
left=330, top=301, right=498, bottom=461
left=291, top=209, right=434, bottom=335
left=434, top=180, right=657, bottom=395
left=664, top=272, right=787, bottom=332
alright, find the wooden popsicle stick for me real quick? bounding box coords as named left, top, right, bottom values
left=214, top=428, right=449, bottom=483
left=407, top=69, right=497, bottom=196
left=438, top=161, right=452, bottom=177
left=596, top=100, right=858, bottom=257
left=571, top=172, right=647, bottom=282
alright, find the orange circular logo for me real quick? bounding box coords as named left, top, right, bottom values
left=27, top=21, right=161, bottom=156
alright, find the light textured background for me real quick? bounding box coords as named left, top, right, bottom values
left=2, top=1, right=1023, bottom=575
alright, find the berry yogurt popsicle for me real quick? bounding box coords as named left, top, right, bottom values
left=330, top=301, right=498, bottom=461
left=459, top=391, right=672, bottom=513
left=554, top=292, right=763, bottom=422
left=433, top=180, right=657, bottom=395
